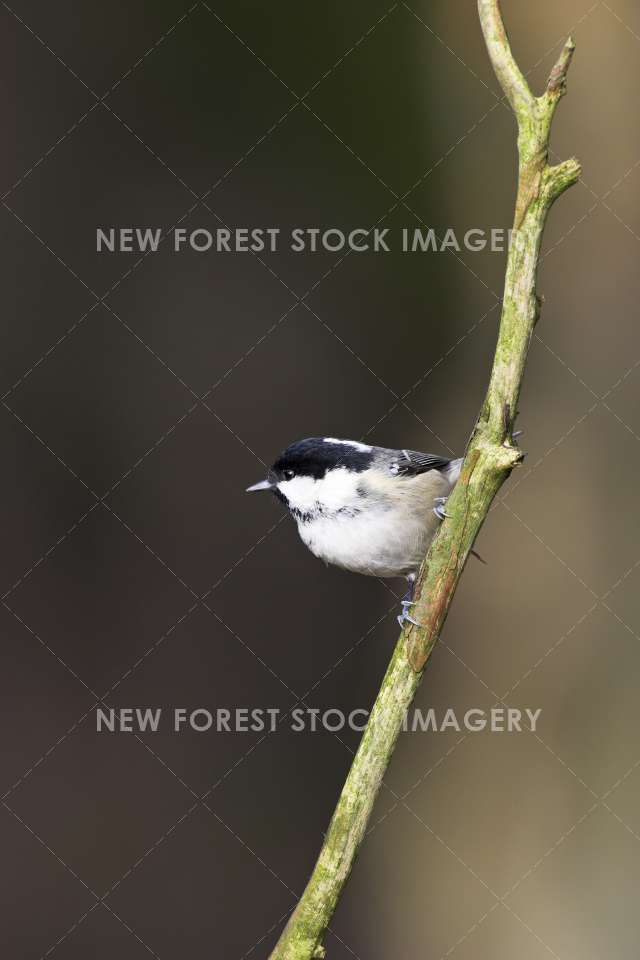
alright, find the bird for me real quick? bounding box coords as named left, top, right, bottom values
left=246, top=437, right=462, bottom=627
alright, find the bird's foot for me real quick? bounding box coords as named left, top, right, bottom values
left=397, top=600, right=425, bottom=629
left=433, top=496, right=452, bottom=521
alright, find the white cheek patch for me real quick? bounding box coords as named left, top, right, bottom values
left=278, top=475, right=319, bottom=512
left=279, top=468, right=361, bottom=513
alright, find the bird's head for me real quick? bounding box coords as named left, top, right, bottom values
left=246, top=437, right=374, bottom=519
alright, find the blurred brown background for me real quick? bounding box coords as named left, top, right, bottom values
left=3, top=1, right=640, bottom=957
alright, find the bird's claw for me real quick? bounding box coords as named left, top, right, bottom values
left=397, top=600, right=425, bottom=629
left=433, top=496, right=452, bottom=520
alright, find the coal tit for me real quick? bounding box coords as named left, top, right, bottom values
left=247, top=438, right=462, bottom=625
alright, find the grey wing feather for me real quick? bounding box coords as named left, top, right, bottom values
left=392, top=449, right=452, bottom=477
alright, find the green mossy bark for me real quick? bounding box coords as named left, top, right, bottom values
left=269, top=5, right=580, bottom=957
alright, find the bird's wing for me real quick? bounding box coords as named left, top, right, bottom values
left=391, top=449, right=452, bottom=477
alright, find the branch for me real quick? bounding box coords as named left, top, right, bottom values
left=269, top=4, right=580, bottom=957
left=477, top=0, right=534, bottom=118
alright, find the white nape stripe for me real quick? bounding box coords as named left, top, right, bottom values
left=323, top=438, right=372, bottom=452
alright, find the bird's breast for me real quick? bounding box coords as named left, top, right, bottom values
left=297, top=504, right=438, bottom=578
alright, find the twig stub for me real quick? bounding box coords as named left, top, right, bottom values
left=547, top=37, right=576, bottom=94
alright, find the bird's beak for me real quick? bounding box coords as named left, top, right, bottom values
left=246, top=479, right=274, bottom=492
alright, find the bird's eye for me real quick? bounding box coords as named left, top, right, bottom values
left=282, top=468, right=295, bottom=481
